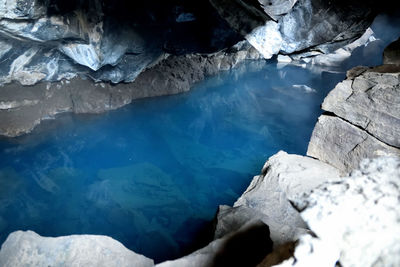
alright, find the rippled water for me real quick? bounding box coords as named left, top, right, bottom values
left=0, top=13, right=399, bottom=263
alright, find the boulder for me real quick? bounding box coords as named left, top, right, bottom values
left=214, top=151, right=340, bottom=246
left=307, top=115, right=400, bottom=173
left=276, top=156, right=400, bottom=267
left=0, top=230, right=154, bottom=267
left=307, top=63, right=400, bottom=173
left=322, top=70, right=400, bottom=148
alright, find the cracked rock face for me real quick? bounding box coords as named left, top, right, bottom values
left=0, top=230, right=154, bottom=267
left=307, top=66, right=400, bottom=173
left=277, top=156, right=400, bottom=267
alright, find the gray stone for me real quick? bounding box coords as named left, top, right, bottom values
left=321, top=70, right=400, bottom=148
left=277, top=156, right=400, bottom=267
left=214, top=151, right=340, bottom=246
left=0, top=230, right=154, bottom=267
left=307, top=115, right=400, bottom=173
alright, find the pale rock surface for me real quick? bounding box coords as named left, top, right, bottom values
left=309, top=28, right=376, bottom=66
left=307, top=115, right=400, bottom=173
left=321, top=70, right=400, bottom=148
left=277, top=55, right=292, bottom=63
left=0, top=230, right=154, bottom=267
left=245, top=21, right=282, bottom=59
left=276, top=156, right=400, bottom=267
left=214, top=151, right=340, bottom=246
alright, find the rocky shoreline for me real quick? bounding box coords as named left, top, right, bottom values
left=1, top=39, right=399, bottom=266
left=0, top=0, right=399, bottom=266
left=0, top=0, right=389, bottom=137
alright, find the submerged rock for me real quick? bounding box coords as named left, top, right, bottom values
left=0, top=230, right=154, bottom=267
left=276, top=156, right=400, bottom=267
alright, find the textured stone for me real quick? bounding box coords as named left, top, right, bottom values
left=214, top=151, right=340, bottom=246
left=322, top=70, right=400, bottom=148
left=0, top=230, right=154, bottom=267
left=278, top=0, right=374, bottom=54
left=0, top=40, right=262, bottom=137
left=307, top=115, right=400, bottom=173
left=277, top=156, right=400, bottom=267
left=211, top=0, right=374, bottom=59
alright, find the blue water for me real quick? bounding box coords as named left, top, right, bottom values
left=0, top=13, right=399, bottom=263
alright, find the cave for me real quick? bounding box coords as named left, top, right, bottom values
left=0, top=0, right=399, bottom=266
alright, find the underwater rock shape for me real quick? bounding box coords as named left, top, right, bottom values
left=0, top=230, right=154, bottom=267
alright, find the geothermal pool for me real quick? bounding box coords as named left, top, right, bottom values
left=0, top=14, right=399, bottom=263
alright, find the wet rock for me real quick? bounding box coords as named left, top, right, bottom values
left=0, top=230, right=154, bottom=267
left=276, top=156, right=400, bottom=267
left=214, top=151, right=340, bottom=246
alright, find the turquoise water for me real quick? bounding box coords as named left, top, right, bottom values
left=0, top=62, right=343, bottom=262
left=0, top=14, right=399, bottom=263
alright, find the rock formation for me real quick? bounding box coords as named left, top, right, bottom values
left=307, top=66, right=400, bottom=173
left=0, top=230, right=154, bottom=267
left=0, top=41, right=262, bottom=137
left=275, top=156, right=400, bottom=267
left=0, top=1, right=399, bottom=267
left=0, top=0, right=388, bottom=137
left=214, top=151, right=340, bottom=246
